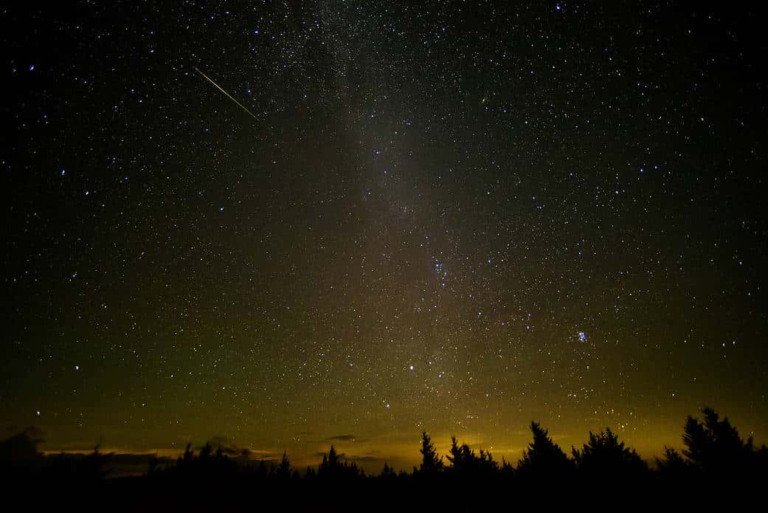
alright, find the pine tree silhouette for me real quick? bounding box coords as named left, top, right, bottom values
left=477, top=448, right=499, bottom=474
left=327, top=444, right=339, bottom=467
left=445, top=436, right=498, bottom=477
left=517, top=421, right=573, bottom=480
left=318, top=444, right=361, bottom=480
left=446, top=436, right=468, bottom=473
left=318, top=444, right=339, bottom=478
left=681, top=407, right=755, bottom=477
left=277, top=451, right=291, bottom=479
left=199, top=442, right=213, bottom=464
left=417, top=431, right=443, bottom=474
left=656, top=446, right=691, bottom=481
left=500, top=457, right=514, bottom=476
left=572, top=427, right=646, bottom=480
left=381, top=462, right=397, bottom=479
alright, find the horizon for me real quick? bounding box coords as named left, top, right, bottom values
left=18, top=405, right=768, bottom=475
left=2, top=0, right=767, bottom=478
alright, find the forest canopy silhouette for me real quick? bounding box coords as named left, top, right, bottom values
left=2, top=407, right=766, bottom=510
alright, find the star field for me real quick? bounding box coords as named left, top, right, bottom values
left=2, top=1, right=767, bottom=470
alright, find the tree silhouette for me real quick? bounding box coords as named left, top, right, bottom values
left=178, top=443, right=194, bottom=467
left=680, top=407, right=755, bottom=477
left=446, top=436, right=469, bottom=474
left=516, top=421, right=573, bottom=480
left=381, top=462, right=397, bottom=479
left=319, top=444, right=339, bottom=477
left=171, top=440, right=236, bottom=484
left=476, top=448, right=499, bottom=475
left=277, top=451, right=291, bottom=479
left=78, top=445, right=114, bottom=482
left=417, top=431, right=443, bottom=474
left=318, top=445, right=361, bottom=480
left=656, top=446, right=691, bottom=481
left=327, top=444, right=339, bottom=467
left=6, top=412, right=768, bottom=505
left=199, top=442, right=213, bottom=463
left=445, top=436, right=498, bottom=477
left=0, top=427, right=45, bottom=478
left=500, top=457, right=514, bottom=476
left=572, top=427, right=647, bottom=480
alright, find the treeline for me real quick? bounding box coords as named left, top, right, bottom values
left=2, top=407, right=767, bottom=510
left=153, top=407, right=768, bottom=484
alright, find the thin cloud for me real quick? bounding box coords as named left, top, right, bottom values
left=325, top=434, right=362, bottom=442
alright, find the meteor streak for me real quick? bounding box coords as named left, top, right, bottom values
left=193, top=66, right=258, bottom=120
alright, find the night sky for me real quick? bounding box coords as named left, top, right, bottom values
left=2, top=1, right=767, bottom=471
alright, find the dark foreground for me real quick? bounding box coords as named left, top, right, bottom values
left=3, top=407, right=766, bottom=511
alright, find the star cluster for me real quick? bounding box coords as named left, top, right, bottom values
left=1, top=1, right=766, bottom=469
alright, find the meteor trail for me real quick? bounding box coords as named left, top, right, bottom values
left=193, top=66, right=258, bottom=120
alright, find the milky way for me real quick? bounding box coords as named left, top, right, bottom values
left=2, top=1, right=766, bottom=470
